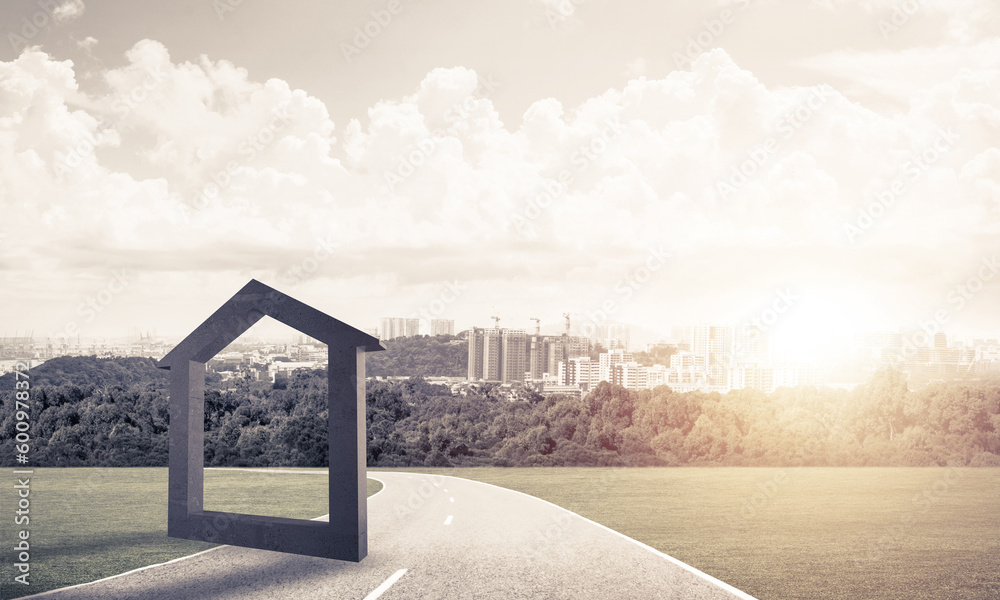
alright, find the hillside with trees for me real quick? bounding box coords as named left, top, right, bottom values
left=366, top=334, right=467, bottom=378
left=2, top=357, right=999, bottom=468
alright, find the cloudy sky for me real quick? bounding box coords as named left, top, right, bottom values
left=1, top=0, right=998, bottom=356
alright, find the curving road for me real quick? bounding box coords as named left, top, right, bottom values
left=26, top=471, right=757, bottom=600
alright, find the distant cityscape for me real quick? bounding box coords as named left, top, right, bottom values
left=2, top=316, right=999, bottom=396
left=466, top=320, right=1000, bottom=396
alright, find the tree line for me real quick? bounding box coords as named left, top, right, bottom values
left=366, top=334, right=467, bottom=378
left=1, top=356, right=998, bottom=468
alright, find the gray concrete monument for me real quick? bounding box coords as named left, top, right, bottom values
left=157, top=279, right=384, bottom=561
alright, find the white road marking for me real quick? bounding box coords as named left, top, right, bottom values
left=388, top=471, right=760, bottom=600
left=443, top=488, right=448, bottom=492
left=18, top=546, right=227, bottom=599
left=444, top=515, right=454, bottom=525
left=363, top=569, right=408, bottom=600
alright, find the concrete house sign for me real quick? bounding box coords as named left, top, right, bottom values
left=156, top=279, right=384, bottom=561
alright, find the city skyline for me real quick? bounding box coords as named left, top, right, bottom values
left=7, top=309, right=1000, bottom=353
left=1, top=0, right=998, bottom=372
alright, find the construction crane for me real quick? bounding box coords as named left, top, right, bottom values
left=491, top=315, right=501, bottom=328
left=530, top=317, right=541, bottom=335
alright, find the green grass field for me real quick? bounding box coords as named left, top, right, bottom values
left=0, top=468, right=380, bottom=599
left=2, top=468, right=996, bottom=599
left=371, top=467, right=999, bottom=600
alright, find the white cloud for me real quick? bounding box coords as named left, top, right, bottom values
left=76, top=36, right=98, bottom=50
left=1, top=41, right=998, bottom=335
left=797, top=39, right=1000, bottom=104
left=53, top=0, right=86, bottom=24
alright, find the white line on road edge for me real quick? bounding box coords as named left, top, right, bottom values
left=444, top=515, right=454, bottom=525
left=17, top=546, right=226, bottom=599
left=25, top=470, right=386, bottom=598
left=363, top=569, right=408, bottom=600
left=386, top=472, right=760, bottom=600
left=368, top=476, right=387, bottom=499
left=204, top=468, right=389, bottom=500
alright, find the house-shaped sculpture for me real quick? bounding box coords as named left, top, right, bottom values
left=156, top=279, right=384, bottom=561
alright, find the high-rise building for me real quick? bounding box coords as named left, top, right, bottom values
left=526, top=334, right=590, bottom=381
left=607, top=323, right=631, bottom=351
left=670, top=352, right=706, bottom=370
left=380, top=317, right=421, bottom=340
left=380, top=318, right=394, bottom=340
left=646, top=364, right=668, bottom=388
left=430, top=319, right=455, bottom=336
left=670, top=326, right=693, bottom=346
left=733, top=322, right=770, bottom=365
left=728, top=363, right=823, bottom=393
left=692, top=324, right=733, bottom=387
left=405, top=318, right=420, bottom=337
left=468, top=327, right=502, bottom=381
left=598, top=349, right=633, bottom=382
left=934, top=332, right=948, bottom=349
left=594, top=323, right=630, bottom=351
left=468, top=327, right=527, bottom=383
left=558, top=356, right=600, bottom=389
left=611, top=361, right=647, bottom=389
left=528, top=334, right=547, bottom=381
left=500, top=329, right=528, bottom=384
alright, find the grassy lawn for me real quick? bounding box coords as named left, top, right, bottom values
left=0, top=468, right=381, bottom=599
left=371, top=467, right=1000, bottom=600
left=2, top=467, right=996, bottom=600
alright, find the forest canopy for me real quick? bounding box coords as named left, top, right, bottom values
left=2, top=356, right=999, bottom=468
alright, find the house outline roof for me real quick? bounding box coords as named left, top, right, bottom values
left=157, top=279, right=383, bottom=369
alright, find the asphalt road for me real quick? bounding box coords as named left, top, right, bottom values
left=27, top=471, right=757, bottom=600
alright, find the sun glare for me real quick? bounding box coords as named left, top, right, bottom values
left=769, top=294, right=866, bottom=363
